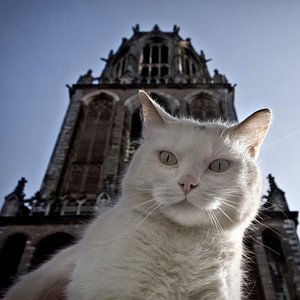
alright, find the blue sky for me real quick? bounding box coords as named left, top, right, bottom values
left=1, top=0, right=300, bottom=215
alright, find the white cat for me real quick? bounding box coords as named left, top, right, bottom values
left=4, top=91, right=271, bottom=300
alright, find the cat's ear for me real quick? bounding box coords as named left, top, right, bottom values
left=232, top=109, right=271, bottom=159
left=138, top=90, right=173, bottom=127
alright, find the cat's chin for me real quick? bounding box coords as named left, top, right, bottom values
left=161, top=204, right=211, bottom=227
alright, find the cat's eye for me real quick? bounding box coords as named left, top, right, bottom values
left=209, top=159, right=230, bottom=173
left=159, top=151, right=177, bottom=165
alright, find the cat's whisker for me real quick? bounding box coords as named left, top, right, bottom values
left=132, top=203, right=162, bottom=231
left=208, top=211, right=219, bottom=236
left=253, top=218, right=285, bottom=239
left=131, top=200, right=163, bottom=226
left=261, top=203, right=289, bottom=219
left=220, top=201, right=239, bottom=212
left=138, top=201, right=160, bottom=216
left=220, top=195, right=240, bottom=201
left=214, top=211, right=224, bottom=234
left=124, top=191, right=153, bottom=197
left=247, top=235, right=281, bottom=256
left=210, top=210, right=223, bottom=236
left=218, top=207, right=233, bottom=223
left=130, top=203, right=159, bottom=230
left=132, top=198, right=157, bottom=209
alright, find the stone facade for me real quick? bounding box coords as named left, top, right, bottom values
left=0, top=25, right=299, bottom=299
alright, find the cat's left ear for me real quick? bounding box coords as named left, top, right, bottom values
left=232, top=109, right=272, bottom=159
left=138, top=90, right=174, bottom=127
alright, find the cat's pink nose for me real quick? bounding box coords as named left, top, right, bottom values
left=178, top=175, right=199, bottom=194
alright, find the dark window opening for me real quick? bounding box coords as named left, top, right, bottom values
left=161, top=66, right=169, bottom=77
left=150, top=37, right=165, bottom=43
left=152, top=46, right=159, bottom=63
left=150, top=93, right=171, bottom=114
left=161, top=46, right=168, bottom=63
left=143, top=45, right=150, bottom=63
left=141, top=67, right=149, bottom=77
left=130, top=109, right=142, bottom=141
left=185, top=59, right=190, bottom=76
left=128, top=108, right=143, bottom=160
left=121, top=59, right=126, bottom=74
left=206, top=110, right=217, bottom=120
left=192, top=63, right=196, bottom=74
left=116, top=62, right=121, bottom=77
left=151, top=67, right=159, bottom=77
left=262, top=230, right=290, bottom=299
left=140, top=42, right=170, bottom=82
left=0, top=233, right=27, bottom=291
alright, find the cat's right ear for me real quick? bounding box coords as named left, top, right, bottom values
left=231, top=108, right=272, bottom=159
left=138, top=90, right=173, bottom=128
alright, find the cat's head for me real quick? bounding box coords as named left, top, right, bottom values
left=123, top=91, right=271, bottom=230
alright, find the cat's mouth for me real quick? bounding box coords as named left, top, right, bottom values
left=171, top=198, right=196, bottom=209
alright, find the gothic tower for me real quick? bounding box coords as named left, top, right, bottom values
left=0, top=25, right=299, bottom=299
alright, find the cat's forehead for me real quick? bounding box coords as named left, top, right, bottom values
left=149, top=118, right=232, bottom=156
left=167, top=118, right=229, bottom=137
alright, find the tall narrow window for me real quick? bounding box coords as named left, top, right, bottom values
left=141, top=67, right=149, bottom=77
left=185, top=59, right=190, bottom=76
left=121, top=59, right=126, bottom=74
left=192, top=63, right=196, bottom=74
left=183, top=48, right=198, bottom=78
left=127, top=108, right=142, bottom=160
left=152, top=46, right=159, bottom=63
left=262, top=230, right=291, bottom=300
left=189, top=94, right=220, bottom=121
left=140, top=38, right=170, bottom=83
left=143, top=44, right=150, bottom=63
left=161, top=46, right=168, bottom=63
left=60, top=94, right=114, bottom=195
left=161, top=66, right=169, bottom=77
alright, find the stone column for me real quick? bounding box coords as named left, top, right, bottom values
left=17, top=240, right=35, bottom=274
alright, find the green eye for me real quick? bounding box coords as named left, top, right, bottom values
left=159, top=151, right=177, bottom=165
left=209, top=159, right=230, bottom=172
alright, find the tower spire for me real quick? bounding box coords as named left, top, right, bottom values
left=263, top=174, right=289, bottom=211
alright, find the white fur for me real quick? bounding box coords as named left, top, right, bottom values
left=3, top=93, right=270, bottom=300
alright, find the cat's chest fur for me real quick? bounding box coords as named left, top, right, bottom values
left=122, top=221, right=240, bottom=299
left=71, top=212, right=242, bottom=300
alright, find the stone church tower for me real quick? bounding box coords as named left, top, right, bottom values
left=1, top=25, right=300, bottom=299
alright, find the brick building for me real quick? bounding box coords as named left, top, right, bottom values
left=1, top=25, right=300, bottom=299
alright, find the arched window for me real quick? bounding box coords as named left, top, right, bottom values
left=189, top=93, right=220, bottom=121
left=140, top=38, right=169, bottom=83
left=262, top=229, right=290, bottom=299
left=60, top=94, right=114, bottom=195
left=30, top=233, right=76, bottom=270
left=149, top=93, right=173, bottom=114
left=127, top=107, right=143, bottom=160
left=182, top=48, right=198, bottom=79
left=0, top=233, right=27, bottom=291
